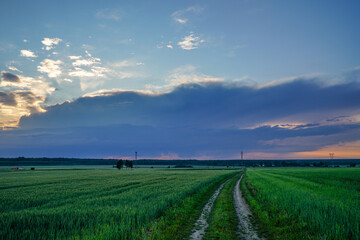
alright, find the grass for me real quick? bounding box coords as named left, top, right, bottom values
left=0, top=168, right=237, bottom=239
left=203, top=172, right=241, bottom=240
left=242, top=168, right=360, bottom=240
left=138, top=171, right=239, bottom=240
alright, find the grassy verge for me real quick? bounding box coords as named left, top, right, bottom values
left=203, top=172, right=241, bottom=240
left=138, top=171, right=239, bottom=240
left=241, top=168, right=360, bottom=240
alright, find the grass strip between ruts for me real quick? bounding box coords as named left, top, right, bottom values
left=138, top=171, right=239, bottom=240
left=203, top=172, right=242, bottom=240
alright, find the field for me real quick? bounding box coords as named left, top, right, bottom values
left=0, top=168, right=238, bottom=239
left=2, top=166, right=360, bottom=240
left=242, top=168, right=360, bottom=240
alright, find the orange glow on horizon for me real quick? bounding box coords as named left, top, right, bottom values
left=294, top=140, right=360, bottom=159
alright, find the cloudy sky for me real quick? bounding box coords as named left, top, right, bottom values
left=1, top=0, right=360, bottom=159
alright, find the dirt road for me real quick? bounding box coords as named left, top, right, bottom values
left=233, top=175, right=264, bottom=240
left=189, top=179, right=230, bottom=240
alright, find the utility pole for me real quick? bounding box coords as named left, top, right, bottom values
left=241, top=151, right=244, bottom=160
left=329, top=153, right=334, bottom=160
left=135, top=151, right=137, bottom=161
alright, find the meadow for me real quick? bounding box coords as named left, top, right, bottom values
left=242, top=168, right=360, bottom=240
left=0, top=168, right=238, bottom=239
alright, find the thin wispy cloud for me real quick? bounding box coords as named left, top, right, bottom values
left=7, top=66, right=22, bottom=73
left=172, top=6, right=203, bottom=24
left=165, top=65, right=223, bottom=88
left=111, top=60, right=144, bottom=68
left=178, top=33, right=204, bottom=50
left=20, top=50, right=37, bottom=58
left=96, top=8, right=122, bottom=21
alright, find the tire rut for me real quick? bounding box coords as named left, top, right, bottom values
left=233, top=174, right=264, bottom=240
left=189, top=178, right=231, bottom=240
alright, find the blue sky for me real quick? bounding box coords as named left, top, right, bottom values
left=1, top=0, right=360, bottom=159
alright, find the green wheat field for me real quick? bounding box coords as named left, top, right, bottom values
left=1, top=167, right=360, bottom=239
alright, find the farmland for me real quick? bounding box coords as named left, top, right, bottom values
left=2, top=166, right=360, bottom=240
left=243, top=168, right=360, bottom=240
left=0, top=168, right=238, bottom=239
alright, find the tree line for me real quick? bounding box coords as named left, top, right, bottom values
left=116, top=160, right=133, bottom=170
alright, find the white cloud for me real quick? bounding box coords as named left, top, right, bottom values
left=23, top=39, right=28, bottom=43
left=69, top=67, right=96, bottom=77
left=72, top=58, right=100, bottom=67
left=83, top=88, right=158, bottom=98
left=178, top=33, right=204, bottom=50
left=37, top=59, right=63, bottom=78
left=8, top=66, right=22, bottom=73
left=69, top=66, right=109, bottom=78
left=71, top=66, right=110, bottom=91
left=69, top=51, right=101, bottom=67
left=67, top=51, right=112, bottom=90
left=96, top=9, right=122, bottom=21
left=20, top=50, right=37, bottom=58
left=111, top=60, right=144, bottom=68
left=69, top=55, right=82, bottom=60
left=41, top=38, right=62, bottom=50
left=90, top=66, right=109, bottom=77
left=167, top=44, right=174, bottom=49
left=64, top=78, right=73, bottom=83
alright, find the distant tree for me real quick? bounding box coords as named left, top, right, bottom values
left=124, top=160, right=133, bottom=169
left=349, top=163, right=356, bottom=167
left=116, top=159, right=123, bottom=170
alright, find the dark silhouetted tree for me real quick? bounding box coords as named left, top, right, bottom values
left=116, top=159, right=123, bottom=170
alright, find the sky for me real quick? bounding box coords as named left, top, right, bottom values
left=1, top=0, right=360, bottom=159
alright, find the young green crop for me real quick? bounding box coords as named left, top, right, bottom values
left=242, top=168, right=360, bottom=240
left=0, top=168, right=237, bottom=239
left=203, top=173, right=241, bottom=240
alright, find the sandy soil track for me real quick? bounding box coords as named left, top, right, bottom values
left=233, top=175, right=264, bottom=240
left=189, top=179, right=230, bottom=240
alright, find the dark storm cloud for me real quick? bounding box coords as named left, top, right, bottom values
left=0, top=123, right=360, bottom=158
left=0, top=91, right=17, bottom=106
left=1, top=71, right=20, bottom=83
left=0, top=78, right=359, bottom=158
left=20, top=79, right=360, bottom=129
